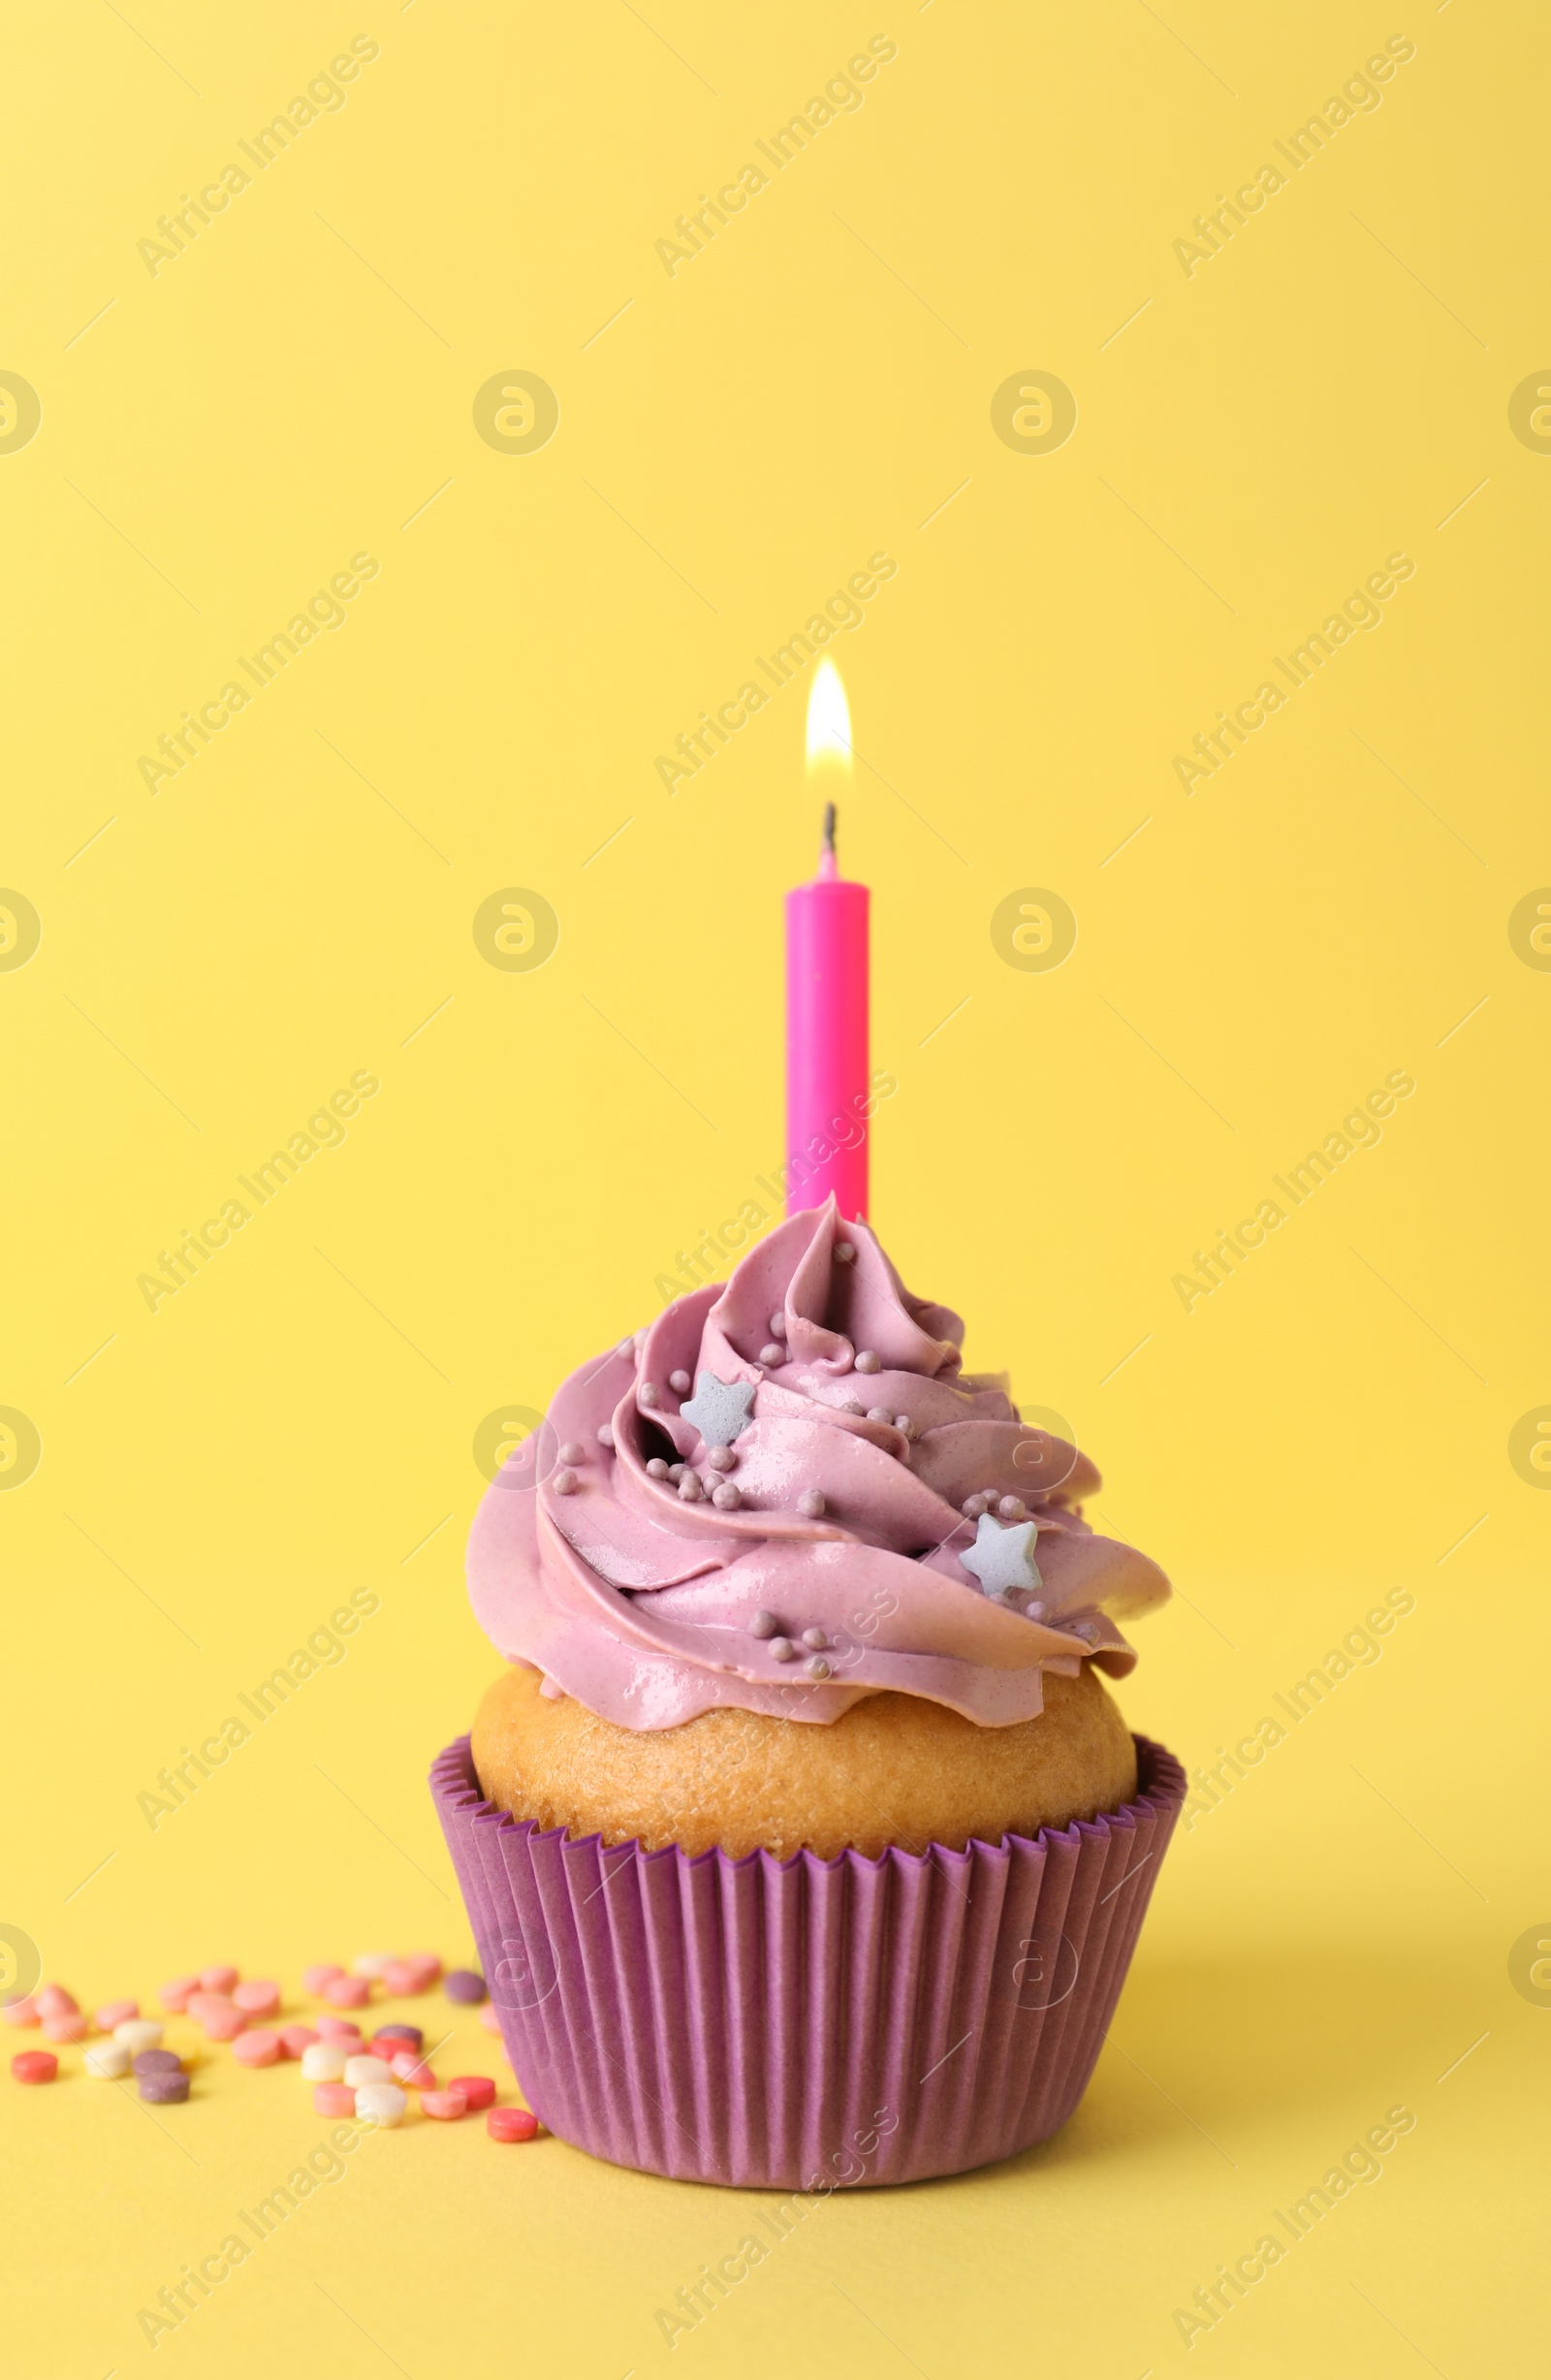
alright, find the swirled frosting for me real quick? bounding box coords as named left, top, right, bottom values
left=468, top=1199, right=1169, bottom=1729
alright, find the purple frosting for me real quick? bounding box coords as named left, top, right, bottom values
left=468, top=1199, right=1169, bottom=1729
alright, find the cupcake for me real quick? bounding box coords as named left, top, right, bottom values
left=433, top=1197, right=1184, bottom=2186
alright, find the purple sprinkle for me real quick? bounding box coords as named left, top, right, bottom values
left=442, top=1972, right=486, bottom=2007
left=374, top=2022, right=425, bottom=2045
left=133, top=2048, right=182, bottom=2076
left=140, top=2070, right=190, bottom=2104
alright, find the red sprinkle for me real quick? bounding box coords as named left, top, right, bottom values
left=12, top=2050, right=58, bottom=2083
left=488, top=2106, right=539, bottom=2142
left=312, top=2082, right=356, bottom=2116
left=448, top=2074, right=495, bottom=2111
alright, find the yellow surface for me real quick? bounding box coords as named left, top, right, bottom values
left=2, top=1, right=1545, bottom=2372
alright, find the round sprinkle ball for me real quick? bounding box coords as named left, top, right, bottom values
left=312, top=2081, right=356, bottom=2116
left=443, top=1969, right=487, bottom=2006
left=140, top=2070, right=190, bottom=2104
left=84, top=2042, right=131, bottom=2079
left=12, top=2050, right=57, bottom=2083
left=232, top=2030, right=282, bottom=2068
left=232, top=1979, right=280, bottom=2017
left=488, top=2106, right=539, bottom=2142
left=797, top=1490, right=826, bottom=1518
left=354, top=2082, right=406, bottom=2128
left=420, top=2087, right=468, bottom=2120
left=447, top=2074, right=496, bottom=2111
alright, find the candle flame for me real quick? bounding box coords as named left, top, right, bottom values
left=806, top=657, right=852, bottom=772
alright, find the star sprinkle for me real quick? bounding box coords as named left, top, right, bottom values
left=679, top=1371, right=757, bottom=1447
left=959, top=1512, right=1043, bottom=1599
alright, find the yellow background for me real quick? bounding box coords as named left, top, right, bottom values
left=3, top=0, right=1545, bottom=2371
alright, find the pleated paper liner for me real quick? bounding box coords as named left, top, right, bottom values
left=430, top=1730, right=1185, bottom=2189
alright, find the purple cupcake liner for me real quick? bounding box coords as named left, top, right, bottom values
left=430, top=1730, right=1185, bottom=2189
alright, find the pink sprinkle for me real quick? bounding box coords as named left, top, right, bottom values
left=312, top=2081, right=356, bottom=2116
left=232, top=2029, right=282, bottom=2067
left=1, top=1998, right=39, bottom=2028
left=403, top=1952, right=442, bottom=1984
left=94, top=2000, right=139, bottom=2032
left=448, top=2074, right=495, bottom=2111
left=316, top=2016, right=364, bottom=2042
left=487, top=2106, right=539, bottom=2142
left=479, top=2003, right=502, bottom=2034
left=420, top=2088, right=468, bottom=2120
left=380, top=1961, right=424, bottom=1997
left=11, top=2050, right=57, bottom=2083
left=42, top=2013, right=89, bottom=2043
left=34, top=1983, right=79, bottom=2020
left=390, top=2054, right=436, bottom=2087
left=301, top=1963, right=347, bottom=1995
left=198, top=1964, right=238, bottom=1994
left=187, top=1992, right=237, bottom=2025
left=159, top=1977, right=200, bottom=2013
left=277, top=2025, right=319, bottom=2058
left=232, top=1980, right=280, bottom=2017
left=322, top=1974, right=371, bottom=2008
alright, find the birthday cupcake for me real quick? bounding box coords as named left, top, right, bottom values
left=432, top=1198, right=1183, bottom=2187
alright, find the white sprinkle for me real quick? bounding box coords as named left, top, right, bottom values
left=805, top=1656, right=832, bottom=1680
left=113, top=2019, right=163, bottom=2052
left=553, top=1468, right=578, bottom=1495
left=84, top=2042, right=131, bottom=2079
left=749, top=1610, right=779, bottom=1637
left=997, top=1495, right=1027, bottom=1521
left=354, top=2081, right=407, bottom=2127
left=769, top=1636, right=796, bottom=1662
left=896, top=1414, right=914, bottom=1437
left=867, top=1406, right=892, bottom=1424
left=712, top=1482, right=742, bottom=1509
left=616, top=1338, right=635, bottom=1360
left=707, top=1445, right=736, bottom=1472
left=797, top=1489, right=826, bottom=1518
left=834, top=1243, right=855, bottom=1264
left=667, top=1463, right=686, bottom=1482
left=596, top=1423, right=615, bottom=1448
left=678, top=1473, right=702, bottom=1501
left=646, top=1458, right=669, bottom=1478
left=759, top=1343, right=784, bottom=1366
left=559, top=1441, right=586, bottom=1463
left=769, top=1312, right=787, bottom=1336
left=639, top=1382, right=660, bottom=1406
left=302, top=2042, right=349, bottom=2080
left=802, top=1628, right=827, bottom=1650
left=343, top=2054, right=395, bottom=2087
left=669, top=1369, right=691, bottom=1395
left=854, top=1349, right=880, bottom=1373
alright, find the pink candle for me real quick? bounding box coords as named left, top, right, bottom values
left=785, top=803, right=870, bottom=1220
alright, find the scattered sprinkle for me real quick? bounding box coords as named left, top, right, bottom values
left=797, top=1489, right=826, bottom=1518
left=854, top=1349, right=880, bottom=1373
left=748, top=1610, right=780, bottom=1637
left=553, top=1468, right=579, bottom=1495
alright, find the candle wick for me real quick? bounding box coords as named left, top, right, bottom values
left=822, top=802, right=837, bottom=854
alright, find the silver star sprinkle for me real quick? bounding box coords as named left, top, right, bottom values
left=959, top=1512, right=1043, bottom=1599
left=678, top=1370, right=757, bottom=1447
